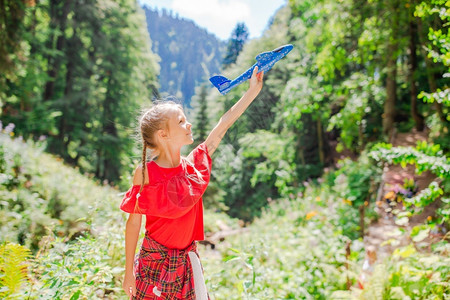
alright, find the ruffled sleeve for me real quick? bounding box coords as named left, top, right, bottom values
left=119, top=142, right=212, bottom=218
left=191, top=142, right=212, bottom=177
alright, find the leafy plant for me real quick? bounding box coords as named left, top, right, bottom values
left=370, top=142, right=450, bottom=228
left=203, top=194, right=361, bottom=299
left=415, top=0, right=450, bottom=117
left=365, top=245, right=449, bottom=299
left=0, top=242, right=32, bottom=299
left=28, top=234, right=124, bottom=299
left=331, top=153, right=381, bottom=238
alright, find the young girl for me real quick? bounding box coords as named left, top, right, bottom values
left=120, top=66, right=264, bottom=299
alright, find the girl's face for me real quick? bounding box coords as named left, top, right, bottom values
left=165, top=108, right=193, bottom=146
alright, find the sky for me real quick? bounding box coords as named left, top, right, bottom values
left=139, top=0, right=287, bottom=40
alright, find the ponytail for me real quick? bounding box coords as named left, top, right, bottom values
left=139, top=144, right=147, bottom=194
left=134, top=143, right=158, bottom=213
left=133, top=143, right=147, bottom=214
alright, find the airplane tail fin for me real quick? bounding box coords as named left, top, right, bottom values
left=209, top=75, right=231, bottom=94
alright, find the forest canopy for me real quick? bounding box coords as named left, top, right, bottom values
left=0, top=0, right=160, bottom=185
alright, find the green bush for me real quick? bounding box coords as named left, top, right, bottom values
left=0, top=133, right=120, bottom=251
left=203, top=188, right=365, bottom=299
left=328, top=153, right=381, bottom=239
left=370, top=141, right=450, bottom=229
left=334, top=244, right=450, bottom=299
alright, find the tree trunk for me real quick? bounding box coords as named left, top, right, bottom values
left=382, top=0, right=399, bottom=138
left=408, top=17, right=424, bottom=131
left=359, top=204, right=365, bottom=237
left=96, top=148, right=103, bottom=179
left=358, top=119, right=364, bottom=152
left=317, top=117, right=324, bottom=165
left=100, top=74, right=120, bottom=182
left=383, top=55, right=397, bottom=137
left=295, top=127, right=305, bottom=166
left=345, top=241, right=352, bottom=290
left=43, top=0, right=72, bottom=101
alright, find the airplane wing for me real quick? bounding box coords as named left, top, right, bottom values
left=209, top=75, right=231, bottom=92
left=255, top=51, right=273, bottom=62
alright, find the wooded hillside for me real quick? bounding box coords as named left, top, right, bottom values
left=144, top=6, right=225, bottom=106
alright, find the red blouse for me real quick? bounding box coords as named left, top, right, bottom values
left=120, top=142, right=212, bottom=249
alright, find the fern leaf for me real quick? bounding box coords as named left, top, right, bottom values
left=0, top=242, right=32, bottom=298
left=361, top=264, right=387, bottom=300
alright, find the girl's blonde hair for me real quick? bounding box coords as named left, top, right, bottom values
left=138, top=100, right=182, bottom=193
left=135, top=100, right=206, bottom=212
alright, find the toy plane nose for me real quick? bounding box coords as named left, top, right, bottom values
left=273, top=44, right=293, bottom=53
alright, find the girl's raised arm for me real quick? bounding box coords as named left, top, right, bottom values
left=204, top=66, right=264, bottom=157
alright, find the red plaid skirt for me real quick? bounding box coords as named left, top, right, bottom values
left=133, top=232, right=200, bottom=299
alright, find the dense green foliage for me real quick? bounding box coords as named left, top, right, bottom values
left=415, top=0, right=450, bottom=125
left=370, top=141, right=450, bottom=230
left=0, top=132, right=240, bottom=298
left=333, top=244, right=450, bottom=299
left=4, top=130, right=447, bottom=299
left=186, top=0, right=450, bottom=220
left=204, top=194, right=358, bottom=299
left=0, top=131, right=127, bottom=298
left=0, top=0, right=159, bottom=186
left=144, top=7, right=224, bottom=106
left=0, top=130, right=119, bottom=252
left=0, top=1, right=27, bottom=72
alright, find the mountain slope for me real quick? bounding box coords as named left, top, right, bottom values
left=143, top=7, right=225, bottom=106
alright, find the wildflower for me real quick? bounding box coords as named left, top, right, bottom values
left=4, top=123, right=15, bottom=134
left=364, top=201, right=369, bottom=206
left=315, top=196, right=321, bottom=202
left=427, top=216, right=432, bottom=222
left=306, top=211, right=317, bottom=220
left=384, top=191, right=396, bottom=200
left=342, top=199, right=352, bottom=205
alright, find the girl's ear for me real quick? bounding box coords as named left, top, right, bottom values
left=157, top=129, right=169, bottom=140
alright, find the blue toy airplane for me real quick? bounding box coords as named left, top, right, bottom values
left=209, top=44, right=293, bottom=95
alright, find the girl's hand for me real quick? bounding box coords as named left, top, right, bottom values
left=248, top=66, right=264, bottom=95
left=123, top=272, right=136, bottom=298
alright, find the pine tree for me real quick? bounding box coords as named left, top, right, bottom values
left=190, top=84, right=210, bottom=146
left=222, top=22, right=249, bottom=67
